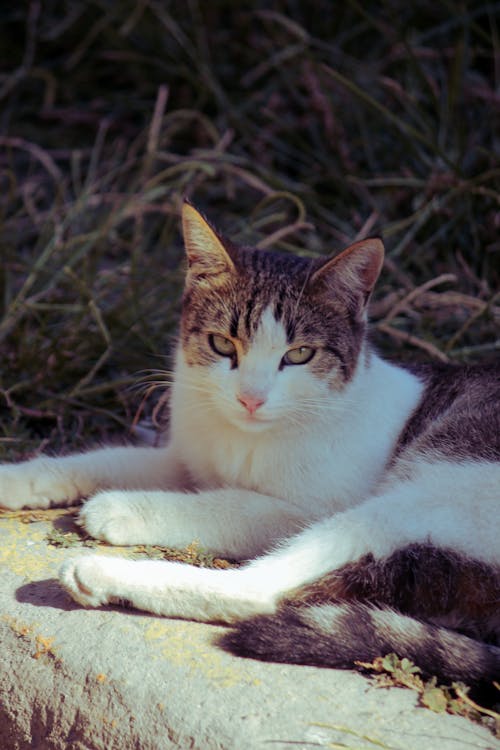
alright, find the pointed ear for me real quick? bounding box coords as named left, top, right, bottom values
left=309, top=238, right=384, bottom=311
left=182, top=201, right=235, bottom=278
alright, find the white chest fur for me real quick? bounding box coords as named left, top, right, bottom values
left=169, top=352, right=424, bottom=518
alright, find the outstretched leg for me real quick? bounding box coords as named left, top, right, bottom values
left=0, top=445, right=186, bottom=510
left=60, top=461, right=499, bottom=621
left=79, top=486, right=308, bottom=559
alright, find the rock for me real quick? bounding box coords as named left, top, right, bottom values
left=0, top=510, right=497, bottom=749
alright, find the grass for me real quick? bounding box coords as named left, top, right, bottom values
left=0, top=0, right=499, bottom=460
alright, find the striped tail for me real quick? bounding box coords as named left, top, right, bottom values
left=221, top=601, right=500, bottom=690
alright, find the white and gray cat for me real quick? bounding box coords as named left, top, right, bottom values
left=1, top=202, right=498, bottom=690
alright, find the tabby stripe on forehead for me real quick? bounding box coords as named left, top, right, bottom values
left=230, top=310, right=239, bottom=339
left=273, top=286, right=287, bottom=324
left=285, top=317, right=296, bottom=344
left=244, top=296, right=257, bottom=337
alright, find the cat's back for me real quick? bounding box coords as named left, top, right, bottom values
left=392, top=360, right=499, bottom=463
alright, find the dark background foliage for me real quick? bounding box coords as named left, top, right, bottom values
left=1, top=0, right=499, bottom=456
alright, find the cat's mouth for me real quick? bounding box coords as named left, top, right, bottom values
left=230, top=409, right=276, bottom=432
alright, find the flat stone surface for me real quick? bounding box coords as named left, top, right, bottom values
left=0, top=510, right=498, bottom=750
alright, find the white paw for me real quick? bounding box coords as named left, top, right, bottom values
left=59, top=555, right=116, bottom=608
left=80, top=491, right=150, bottom=546
left=0, top=459, right=78, bottom=510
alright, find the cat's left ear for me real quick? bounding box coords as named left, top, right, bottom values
left=182, top=201, right=236, bottom=280
left=309, top=238, right=384, bottom=312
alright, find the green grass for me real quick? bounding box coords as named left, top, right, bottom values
left=0, top=1, right=499, bottom=457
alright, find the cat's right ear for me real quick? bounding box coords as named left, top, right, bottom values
left=182, top=201, right=235, bottom=280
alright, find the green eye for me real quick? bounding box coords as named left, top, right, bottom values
left=209, top=333, right=237, bottom=358
left=282, top=346, right=315, bottom=366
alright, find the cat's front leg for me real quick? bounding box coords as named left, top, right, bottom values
left=0, top=455, right=91, bottom=510
left=59, top=502, right=355, bottom=622
left=59, top=554, right=277, bottom=622
left=59, top=490, right=384, bottom=620
left=80, top=487, right=308, bottom=560
left=0, top=445, right=186, bottom=510
left=61, top=464, right=499, bottom=622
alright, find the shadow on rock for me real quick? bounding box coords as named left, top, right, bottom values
left=16, top=578, right=80, bottom=611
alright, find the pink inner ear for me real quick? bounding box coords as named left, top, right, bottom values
left=311, top=238, right=384, bottom=298
left=350, top=238, right=385, bottom=292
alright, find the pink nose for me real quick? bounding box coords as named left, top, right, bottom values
left=237, top=393, right=266, bottom=415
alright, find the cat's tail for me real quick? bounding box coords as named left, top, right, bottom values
left=220, top=601, right=500, bottom=690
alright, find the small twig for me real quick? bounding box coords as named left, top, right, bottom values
left=0, top=1, right=40, bottom=100
left=445, top=290, right=500, bottom=352
left=219, top=164, right=274, bottom=195
left=0, top=136, right=62, bottom=184
left=146, top=84, right=169, bottom=161
left=453, top=685, right=500, bottom=722
left=383, top=274, right=457, bottom=323
left=68, top=299, right=112, bottom=398
left=353, top=210, right=380, bottom=241
left=377, top=322, right=450, bottom=362
left=257, top=220, right=314, bottom=249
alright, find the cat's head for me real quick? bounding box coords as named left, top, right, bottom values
left=177, top=202, right=383, bottom=432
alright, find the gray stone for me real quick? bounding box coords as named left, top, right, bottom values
left=0, top=510, right=498, bottom=749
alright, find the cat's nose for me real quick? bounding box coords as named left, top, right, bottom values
left=237, top=393, right=266, bottom=415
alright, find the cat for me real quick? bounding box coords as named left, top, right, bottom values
left=0, top=201, right=498, bottom=693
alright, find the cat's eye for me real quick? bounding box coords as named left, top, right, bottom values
left=282, top=346, right=315, bottom=366
left=209, top=333, right=237, bottom=358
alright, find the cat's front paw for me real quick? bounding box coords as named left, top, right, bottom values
left=80, top=491, right=150, bottom=546
left=0, top=465, right=36, bottom=510
left=0, top=459, right=77, bottom=510
left=59, top=555, right=116, bottom=608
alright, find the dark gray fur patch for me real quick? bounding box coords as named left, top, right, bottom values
left=393, top=362, right=500, bottom=462
left=286, top=544, right=500, bottom=644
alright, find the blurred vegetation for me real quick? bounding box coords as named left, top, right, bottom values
left=0, top=0, right=499, bottom=458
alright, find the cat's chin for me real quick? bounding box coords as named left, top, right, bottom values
left=224, top=412, right=277, bottom=433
